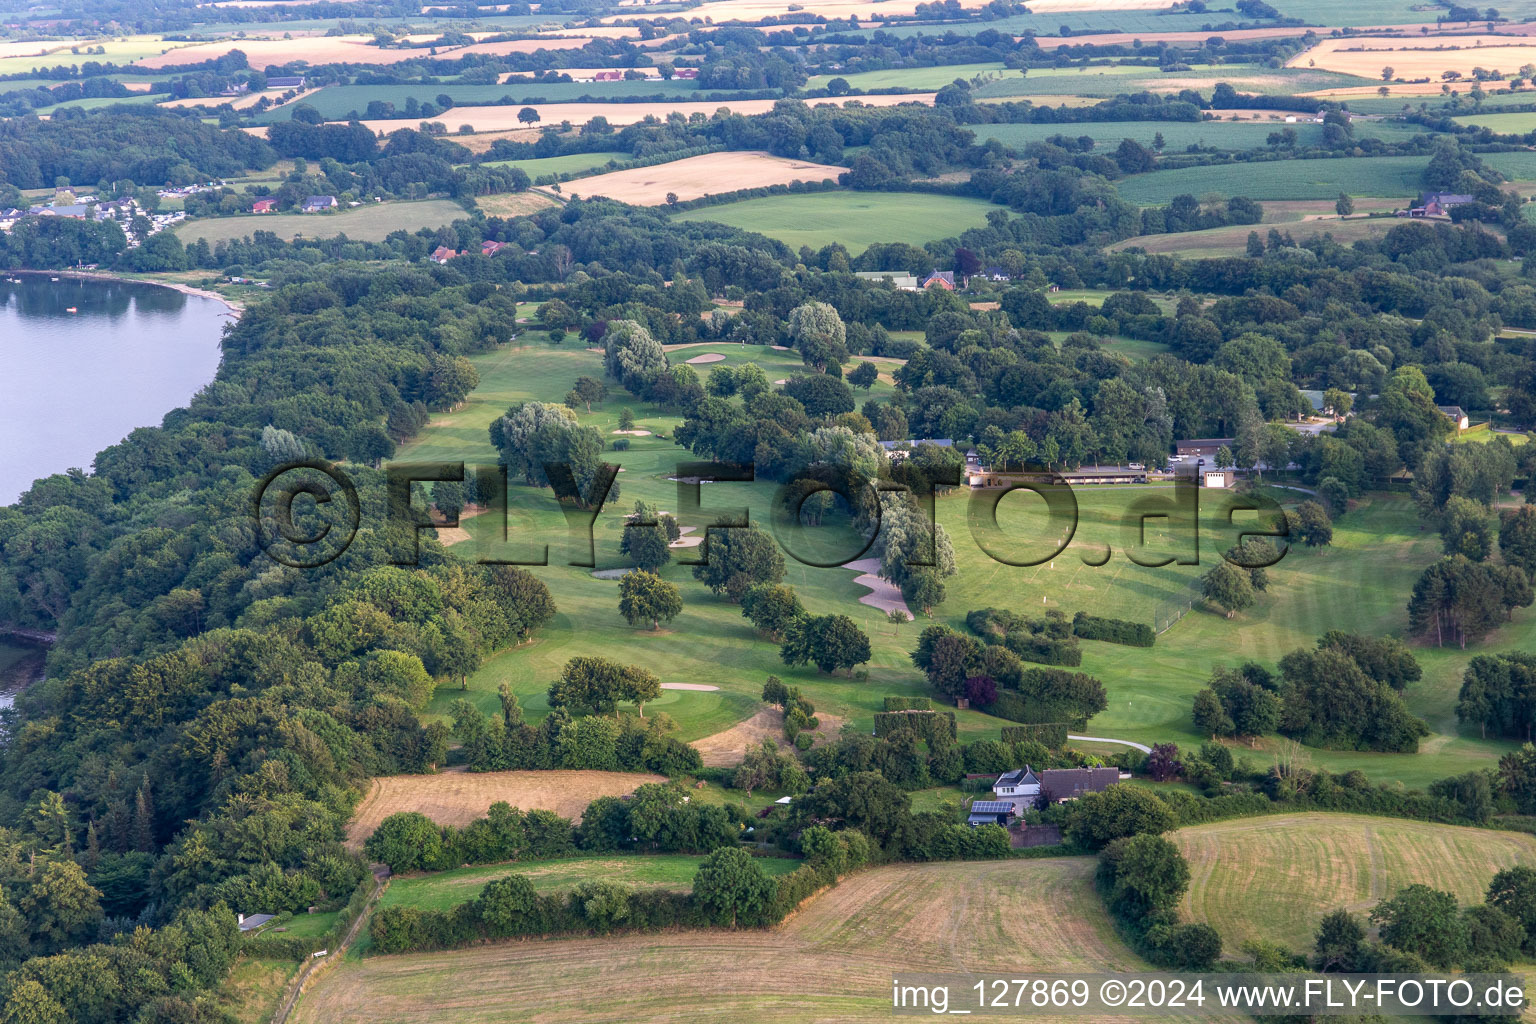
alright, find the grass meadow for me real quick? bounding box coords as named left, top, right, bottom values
left=806, top=61, right=1008, bottom=91
left=294, top=858, right=1143, bottom=1021
left=383, top=338, right=1536, bottom=787
left=253, top=79, right=721, bottom=122
left=1116, top=155, right=1432, bottom=204
left=1173, top=813, right=1536, bottom=952
left=972, top=119, right=1327, bottom=152
left=671, top=191, right=998, bottom=251
left=174, top=199, right=469, bottom=245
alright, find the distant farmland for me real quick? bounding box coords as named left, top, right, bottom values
left=673, top=191, right=996, bottom=251
left=1115, top=155, right=1431, bottom=204
left=174, top=199, right=468, bottom=245
left=971, top=119, right=1326, bottom=152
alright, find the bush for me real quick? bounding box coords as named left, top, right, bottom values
left=1072, top=611, right=1155, bottom=647
left=612, top=438, right=631, bottom=451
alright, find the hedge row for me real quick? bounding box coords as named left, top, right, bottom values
left=1001, top=723, right=1069, bottom=749
left=371, top=831, right=875, bottom=955
left=883, top=696, right=934, bottom=711
left=1071, top=611, right=1155, bottom=648
left=873, top=709, right=956, bottom=742
left=1004, top=632, right=1082, bottom=667
left=663, top=176, right=842, bottom=213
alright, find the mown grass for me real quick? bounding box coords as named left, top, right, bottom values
left=672, top=191, right=998, bottom=251
left=175, top=199, right=469, bottom=244
left=295, top=858, right=1144, bottom=1023
left=1173, top=813, right=1536, bottom=953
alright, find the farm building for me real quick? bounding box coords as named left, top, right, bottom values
left=251, top=199, right=276, bottom=214
left=430, top=247, right=459, bottom=263
left=1438, top=405, right=1470, bottom=430
left=266, top=75, right=306, bottom=89
left=1408, top=192, right=1473, bottom=218
left=301, top=195, right=338, bottom=213
left=481, top=240, right=507, bottom=255
left=922, top=270, right=956, bottom=290
left=854, top=270, right=918, bottom=290
left=966, top=800, right=1015, bottom=827
left=673, top=67, right=699, bottom=79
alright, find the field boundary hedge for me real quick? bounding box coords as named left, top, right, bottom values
left=1072, top=611, right=1154, bottom=647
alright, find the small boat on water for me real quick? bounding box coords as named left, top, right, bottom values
left=65, top=306, right=77, bottom=313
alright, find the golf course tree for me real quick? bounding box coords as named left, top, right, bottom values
left=1285, top=500, right=1333, bottom=547
left=740, top=582, right=805, bottom=639
left=618, top=569, right=682, bottom=631
left=620, top=501, right=673, bottom=572
left=565, top=374, right=607, bottom=413
left=548, top=655, right=662, bottom=717
left=779, top=613, right=871, bottom=675
left=1191, top=662, right=1281, bottom=743
left=1409, top=555, right=1534, bottom=647
left=1201, top=561, right=1255, bottom=618
left=787, top=300, right=848, bottom=372
left=692, top=522, right=786, bottom=601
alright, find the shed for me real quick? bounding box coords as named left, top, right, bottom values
left=966, top=799, right=1014, bottom=827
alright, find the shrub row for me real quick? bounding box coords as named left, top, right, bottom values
left=883, top=696, right=934, bottom=711
left=1000, top=723, right=1069, bottom=749
left=1071, top=611, right=1155, bottom=648
left=873, top=709, right=957, bottom=742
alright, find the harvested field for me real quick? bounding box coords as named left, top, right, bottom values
left=571, top=151, right=845, bottom=205
left=1109, top=215, right=1403, bottom=256
left=474, top=191, right=560, bottom=218
left=1295, top=36, right=1536, bottom=79
left=291, top=858, right=1144, bottom=1024
left=352, top=94, right=933, bottom=133
left=346, top=769, right=665, bottom=848
left=1173, top=813, right=1536, bottom=952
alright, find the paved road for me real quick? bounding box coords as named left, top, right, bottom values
left=1068, top=734, right=1152, bottom=753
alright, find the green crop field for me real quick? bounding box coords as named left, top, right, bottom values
left=387, top=335, right=1536, bottom=787
left=1116, top=155, right=1430, bottom=204
left=806, top=62, right=1008, bottom=92
left=478, top=151, right=629, bottom=180
left=295, top=858, right=1143, bottom=1022
left=174, top=199, right=468, bottom=245
left=1173, top=814, right=1536, bottom=952
left=971, top=119, right=1326, bottom=152
left=254, top=79, right=722, bottom=122
left=672, top=192, right=998, bottom=252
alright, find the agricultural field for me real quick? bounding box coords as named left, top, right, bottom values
left=1109, top=214, right=1402, bottom=257
left=970, top=119, right=1327, bottom=152
left=1296, top=36, right=1536, bottom=81
left=806, top=61, right=1010, bottom=91
left=478, top=151, right=626, bottom=180
left=672, top=190, right=998, bottom=250
left=131, top=34, right=608, bottom=71
left=971, top=63, right=1376, bottom=100
left=570, top=151, right=846, bottom=205
left=1454, top=109, right=1536, bottom=133
left=214, top=958, right=301, bottom=1024
left=1173, top=814, right=1536, bottom=952
left=292, top=858, right=1142, bottom=1023
left=346, top=93, right=937, bottom=133
left=473, top=191, right=560, bottom=218
left=173, top=199, right=470, bottom=244
left=1115, top=155, right=1432, bottom=204
left=252, top=78, right=721, bottom=122
left=345, top=770, right=666, bottom=848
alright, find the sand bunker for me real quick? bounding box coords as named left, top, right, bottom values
left=686, top=353, right=727, bottom=364
left=845, top=556, right=912, bottom=617
left=660, top=683, right=720, bottom=691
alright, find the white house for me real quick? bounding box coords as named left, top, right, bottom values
left=992, top=768, right=1040, bottom=803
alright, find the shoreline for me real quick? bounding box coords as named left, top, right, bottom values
left=9, top=269, right=245, bottom=316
